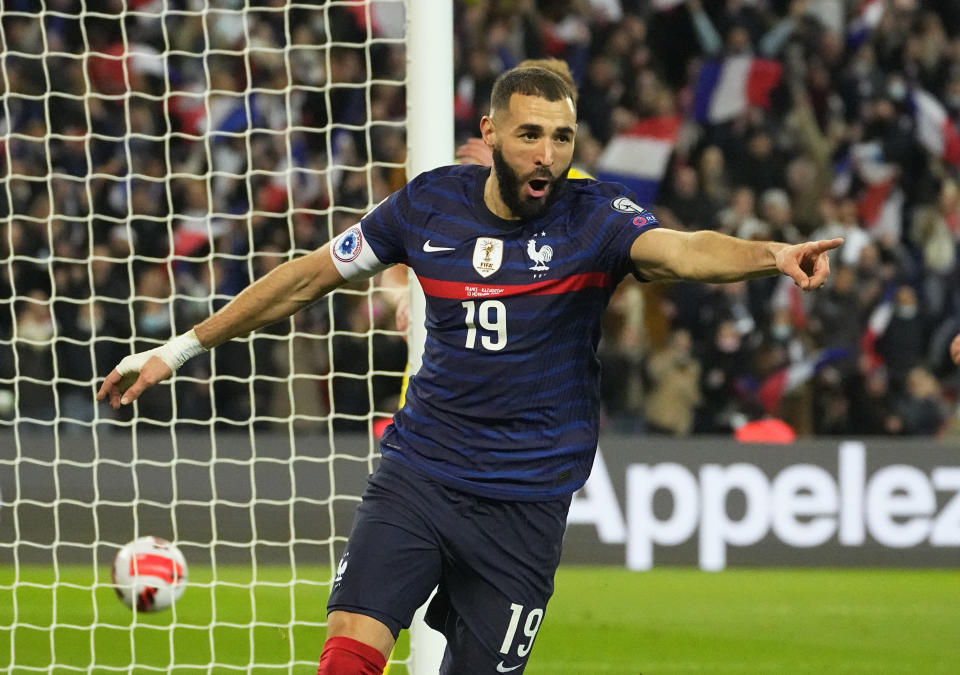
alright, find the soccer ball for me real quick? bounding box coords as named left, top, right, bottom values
left=112, top=536, right=187, bottom=612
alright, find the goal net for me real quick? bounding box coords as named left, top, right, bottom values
left=0, top=1, right=425, bottom=671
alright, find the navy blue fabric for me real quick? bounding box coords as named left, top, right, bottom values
left=327, top=457, right=571, bottom=672
left=360, top=164, right=659, bottom=500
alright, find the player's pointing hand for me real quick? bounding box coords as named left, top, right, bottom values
left=774, top=238, right=843, bottom=291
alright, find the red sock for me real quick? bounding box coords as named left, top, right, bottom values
left=317, top=636, right=387, bottom=675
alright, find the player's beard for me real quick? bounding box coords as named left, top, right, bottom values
left=492, top=146, right=569, bottom=220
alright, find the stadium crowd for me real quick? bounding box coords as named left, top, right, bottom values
left=3, top=0, right=960, bottom=438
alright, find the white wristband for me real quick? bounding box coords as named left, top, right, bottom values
left=116, top=329, right=208, bottom=376
left=156, top=328, right=208, bottom=371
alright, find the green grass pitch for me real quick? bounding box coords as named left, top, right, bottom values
left=2, top=566, right=958, bottom=673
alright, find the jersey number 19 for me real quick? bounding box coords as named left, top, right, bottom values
left=462, top=300, right=507, bottom=351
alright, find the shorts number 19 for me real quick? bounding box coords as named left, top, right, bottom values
left=499, top=602, right=543, bottom=658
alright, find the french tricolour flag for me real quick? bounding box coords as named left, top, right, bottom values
left=849, top=142, right=902, bottom=236
left=847, top=0, right=883, bottom=48
left=859, top=286, right=895, bottom=371
left=693, top=56, right=782, bottom=125
left=910, top=88, right=960, bottom=168
left=173, top=92, right=260, bottom=139
left=758, top=348, right=850, bottom=414
left=770, top=275, right=808, bottom=332
left=595, top=115, right=680, bottom=205
left=202, top=93, right=261, bottom=141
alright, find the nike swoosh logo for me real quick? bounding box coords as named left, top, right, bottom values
left=423, top=240, right=455, bottom=252
left=496, top=662, right=522, bottom=673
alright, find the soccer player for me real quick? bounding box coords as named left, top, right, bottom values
left=97, top=66, right=841, bottom=674
left=386, top=57, right=589, bottom=337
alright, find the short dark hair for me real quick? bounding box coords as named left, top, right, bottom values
left=489, top=66, right=573, bottom=116
left=517, top=58, right=578, bottom=104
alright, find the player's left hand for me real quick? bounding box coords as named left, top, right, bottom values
left=774, top=238, right=843, bottom=291
left=950, top=333, right=960, bottom=366
left=395, top=291, right=410, bottom=335
left=456, top=138, right=493, bottom=167
left=96, top=350, right=173, bottom=409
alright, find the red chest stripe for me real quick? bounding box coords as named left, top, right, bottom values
left=418, top=272, right=611, bottom=299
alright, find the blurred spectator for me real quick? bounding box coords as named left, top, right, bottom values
left=814, top=371, right=853, bottom=435
left=877, top=284, right=929, bottom=386
left=696, top=318, right=754, bottom=433
left=15, top=290, right=56, bottom=422
left=697, top=144, right=732, bottom=206
left=809, top=265, right=863, bottom=350
left=908, top=179, right=959, bottom=321
left=599, top=281, right=646, bottom=429
left=730, top=128, right=789, bottom=196
left=579, top=55, right=621, bottom=143
left=5, top=0, right=960, bottom=437
left=643, top=328, right=702, bottom=435
left=718, top=186, right=763, bottom=238
left=848, top=365, right=903, bottom=436
left=662, top=164, right=719, bottom=231
left=760, top=188, right=803, bottom=243
left=895, top=366, right=949, bottom=435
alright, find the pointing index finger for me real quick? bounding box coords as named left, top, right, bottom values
left=812, top=237, right=843, bottom=253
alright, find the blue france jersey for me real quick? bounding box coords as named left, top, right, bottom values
left=359, top=164, right=659, bottom=500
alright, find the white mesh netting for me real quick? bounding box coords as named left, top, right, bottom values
left=1, top=1, right=410, bottom=671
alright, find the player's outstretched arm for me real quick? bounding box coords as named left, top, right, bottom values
left=96, top=244, right=348, bottom=409
left=630, top=229, right=842, bottom=289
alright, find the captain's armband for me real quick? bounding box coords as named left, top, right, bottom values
left=329, top=224, right=389, bottom=281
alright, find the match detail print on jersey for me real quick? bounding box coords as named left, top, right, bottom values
left=419, top=272, right=611, bottom=299
left=330, top=224, right=389, bottom=281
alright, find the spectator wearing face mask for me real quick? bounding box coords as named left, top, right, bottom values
left=696, top=319, right=754, bottom=433
left=877, top=285, right=928, bottom=387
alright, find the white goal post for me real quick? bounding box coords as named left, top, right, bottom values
left=0, top=0, right=450, bottom=672
left=405, top=2, right=454, bottom=672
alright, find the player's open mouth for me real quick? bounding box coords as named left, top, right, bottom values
left=527, top=178, right=549, bottom=198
